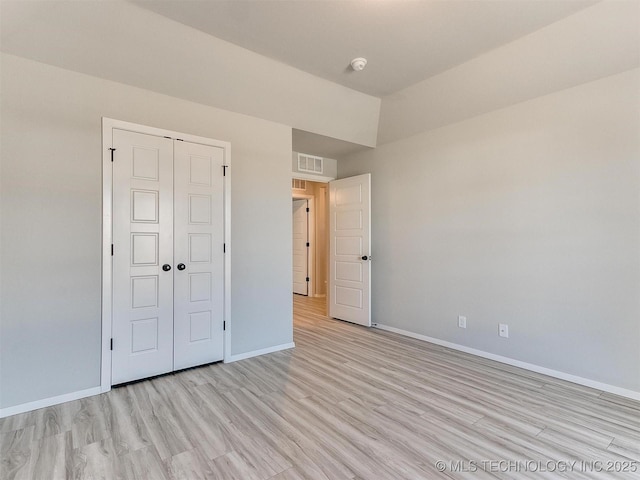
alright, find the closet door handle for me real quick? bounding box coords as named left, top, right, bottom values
left=162, top=264, right=172, bottom=272
left=177, top=263, right=186, bottom=271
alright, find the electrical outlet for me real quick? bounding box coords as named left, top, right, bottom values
left=499, top=324, right=509, bottom=338
left=458, top=315, right=467, bottom=329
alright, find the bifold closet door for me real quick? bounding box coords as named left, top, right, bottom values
left=112, top=129, right=175, bottom=384
left=111, top=129, right=225, bottom=385
left=173, top=140, right=225, bottom=370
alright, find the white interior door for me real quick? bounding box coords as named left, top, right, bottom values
left=112, top=129, right=175, bottom=384
left=292, top=199, right=309, bottom=295
left=329, top=174, right=371, bottom=327
left=173, top=140, right=225, bottom=370
left=112, top=128, right=226, bottom=384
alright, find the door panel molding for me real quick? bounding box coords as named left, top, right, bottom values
left=329, top=174, right=371, bottom=327
left=101, top=118, right=231, bottom=392
left=111, top=129, right=174, bottom=384
left=173, top=140, right=225, bottom=370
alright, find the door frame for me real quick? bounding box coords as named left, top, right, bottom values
left=291, top=195, right=314, bottom=296
left=100, top=118, right=231, bottom=392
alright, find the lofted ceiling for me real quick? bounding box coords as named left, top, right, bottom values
left=132, top=0, right=596, bottom=97
left=1, top=0, right=614, bottom=158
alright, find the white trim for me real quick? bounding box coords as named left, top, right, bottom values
left=101, top=119, right=114, bottom=393
left=101, top=117, right=232, bottom=384
left=292, top=194, right=315, bottom=297
left=0, top=386, right=103, bottom=419
left=292, top=172, right=334, bottom=183
left=102, top=118, right=231, bottom=148
left=223, top=144, right=232, bottom=364
left=374, top=324, right=640, bottom=401
left=225, top=342, right=296, bottom=363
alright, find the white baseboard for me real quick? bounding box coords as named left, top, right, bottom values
left=0, top=386, right=103, bottom=419
left=225, top=342, right=296, bottom=363
left=374, top=324, right=640, bottom=401
left=2, top=341, right=297, bottom=418
left=5, top=326, right=635, bottom=419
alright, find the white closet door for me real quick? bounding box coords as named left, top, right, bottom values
left=112, top=129, right=175, bottom=384
left=292, top=199, right=309, bottom=295
left=173, top=141, right=225, bottom=370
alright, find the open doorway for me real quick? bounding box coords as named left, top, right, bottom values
left=292, top=198, right=310, bottom=296
left=292, top=178, right=329, bottom=316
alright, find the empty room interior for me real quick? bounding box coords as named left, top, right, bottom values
left=1, top=1, right=639, bottom=478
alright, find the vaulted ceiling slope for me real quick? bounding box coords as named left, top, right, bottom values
left=1, top=1, right=638, bottom=156
left=0, top=0, right=380, bottom=150
left=379, top=1, right=640, bottom=145
left=132, top=0, right=595, bottom=97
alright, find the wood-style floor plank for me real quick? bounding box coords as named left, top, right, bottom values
left=1, top=295, right=638, bottom=479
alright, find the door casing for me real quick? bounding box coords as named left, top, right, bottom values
left=292, top=199, right=309, bottom=295
left=292, top=194, right=316, bottom=297
left=101, top=118, right=231, bottom=392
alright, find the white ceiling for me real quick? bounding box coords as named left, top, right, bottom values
left=132, top=0, right=595, bottom=97
left=2, top=0, right=620, bottom=158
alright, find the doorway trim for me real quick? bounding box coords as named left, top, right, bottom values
left=101, top=118, right=231, bottom=392
left=292, top=195, right=315, bottom=297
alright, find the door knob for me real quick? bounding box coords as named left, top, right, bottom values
left=361, top=255, right=369, bottom=261
left=162, top=264, right=172, bottom=271
left=177, top=263, right=186, bottom=271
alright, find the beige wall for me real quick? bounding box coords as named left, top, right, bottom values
left=314, top=184, right=329, bottom=297
left=0, top=54, right=293, bottom=408
left=340, top=69, right=640, bottom=393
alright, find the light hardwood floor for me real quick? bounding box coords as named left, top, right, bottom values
left=2, top=295, right=639, bottom=479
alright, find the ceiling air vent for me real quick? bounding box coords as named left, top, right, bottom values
left=298, top=153, right=323, bottom=174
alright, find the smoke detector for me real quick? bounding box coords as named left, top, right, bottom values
left=350, top=57, right=367, bottom=72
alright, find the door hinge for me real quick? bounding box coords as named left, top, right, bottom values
left=111, top=244, right=114, bottom=256
left=110, top=338, right=113, bottom=350
left=223, top=321, right=226, bottom=331
left=223, top=243, right=226, bottom=253
left=306, top=207, right=309, bottom=213
left=223, top=165, right=228, bottom=176
left=306, top=242, right=310, bottom=247
left=306, top=277, right=310, bottom=282
left=109, top=148, right=116, bottom=162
